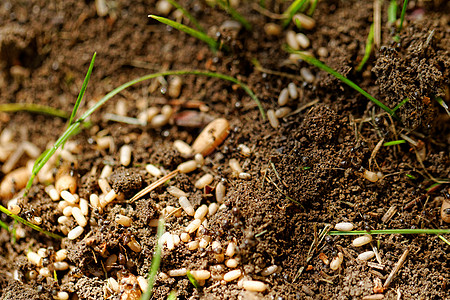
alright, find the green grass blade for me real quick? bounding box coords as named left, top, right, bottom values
left=438, top=235, right=450, bottom=246
left=215, top=0, right=252, bottom=30
left=307, top=0, right=319, bottom=16
left=286, top=48, right=399, bottom=120
left=282, top=0, right=309, bottom=27
left=141, top=219, right=165, bottom=300
left=0, top=205, right=63, bottom=239
left=149, top=15, right=219, bottom=51
left=383, top=140, right=406, bottom=146
left=398, top=0, right=408, bottom=33
left=0, top=218, right=9, bottom=231
left=165, top=0, right=205, bottom=32
left=388, top=0, right=397, bottom=24
left=186, top=270, right=200, bottom=289
left=26, top=69, right=264, bottom=194
left=167, top=291, right=177, bottom=300
left=68, top=52, right=96, bottom=127
left=0, top=103, right=69, bottom=119
left=328, top=229, right=450, bottom=235
left=356, top=23, right=374, bottom=72
left=392, top=97, right=409, bottom=112
left=435, top=97, right=450, bottom=117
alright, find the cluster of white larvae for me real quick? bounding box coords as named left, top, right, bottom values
left=323, top=222, right=378, bottom=272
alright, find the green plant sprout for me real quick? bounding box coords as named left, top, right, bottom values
left=282, top=0, right=309, bottom=27
left=166, top=0, right=205, bottom=32
left=25, top=60, right=264, bottom=196
left=0, top=205, right=63, bottom=239
left=435, top=96, right=450, bottom=117
left=186, top=270, right=200, bottom=289
left=148, top=15, right=220, bottom=51
left=405, top=174, right=417, bottom=180
left=383, top=140, right=406, bottom=146
left=392, top=97, right=409, bottom=112
left=286, top=48, right=399, bottom=120
left=394, top=0, right=409, bottom=42
left=0, top=219, right=9, bottom=231
left=166, top=291, right=177, bottom=300
left=0, top=103, right=69, bottom=119
left=214, top=0, right=252, bottom=30
left=356, top=23, right=374, bottom=72
left=141, top=219, right=165, bottom=300
left=67, top=53, right=96, bottom=128
left=307, top=0, right=319, bottom=16
left=388, top=0, right=397, bottom=24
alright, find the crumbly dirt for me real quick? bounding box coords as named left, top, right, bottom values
left=0, top=1, right=449, bottom=300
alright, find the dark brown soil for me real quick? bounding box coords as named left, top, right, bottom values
left=0, top=1, right=449, bottom=300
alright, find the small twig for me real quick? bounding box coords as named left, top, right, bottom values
left=251, top=3, right=284, bottom=19
left=252, top=59, right=304, bottom=81
left=269, top=161, right=288, bottom=188
left=373, top=0, right=382, bottom=48
left=103, top=113, right=147, bottom=126
left=369, top=138, right=384, bottom=170
left=384, top=248, right=409, bottom=289
left=371, top=243, right=383, bottom=264
left=287, top=99, right=319, bottom=117
left=130, top=170, right=179, bottom=202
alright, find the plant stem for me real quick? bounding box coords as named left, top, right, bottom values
left=282, top=0, right=309, bottom=27
left=356, top=23, right=374, bottom=72
left=328, top=229, right=450, bottom=236
left=149, top=15, right=219, bottom=51
left=287, top=48, right=399, bottom=120
left=0, top=103, right=69, bottom=119
left=0, top=205, right=63, bottom=239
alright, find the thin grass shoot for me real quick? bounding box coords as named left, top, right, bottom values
left=0, top=103, right=69, bottom=119
left=215, top=0, right=251, bottom=30
left=394, top=0, right=409, bottom=41
left=167, top=291, right=177, bottom=300
left=148, top=15, right=219, bottom=51
left=435, top=97, right=450, bottom=117
left=25, top=68, right=264, bottom=195
left=141, top=218, right=165, bottom=300
left=383, top=140, right=406, bottom=146
left=307, top=0, right=319, bottom=16
left=388, top=0, right=397, bottom=24
left=186, top=270, right=200, bottom=289
left=286, top=47, right=399, bottom=120
left=0, top=205, right=63, bottom=239
left=356, top=23, right=374, bottom=72
left=282, top=0, right=309, bottom=27
left=392, top=97, right=410, bottom=112
left=68, top=53, right=96, bottom=127
left=165, top=0, right=205, bottom=32
left=0, top=219, right=9, bottom=231
left=405, top=174, right=417, bottom=180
